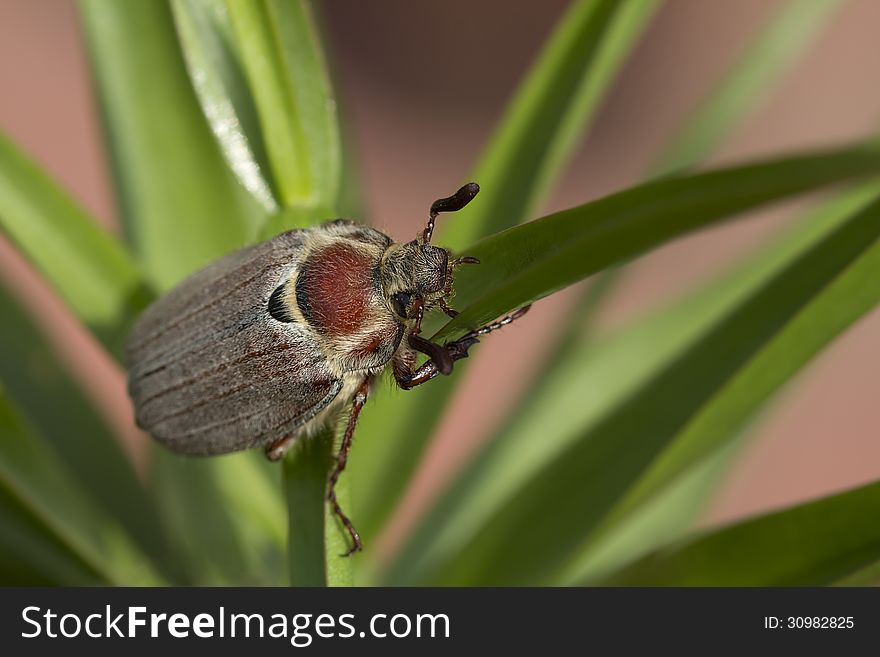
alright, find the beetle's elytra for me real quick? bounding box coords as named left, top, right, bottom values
left=126, top=183, right=529, bottom=554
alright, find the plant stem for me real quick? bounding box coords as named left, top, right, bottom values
left=283, top=426, right=353, bottom=586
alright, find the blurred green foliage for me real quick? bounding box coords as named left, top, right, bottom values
left=0, top=0, right=875, bottom=586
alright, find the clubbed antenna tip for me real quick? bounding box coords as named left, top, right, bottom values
left=423, top=182, right=480, bottom=243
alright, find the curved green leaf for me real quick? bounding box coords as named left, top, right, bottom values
left=441, top=0, right=660, bottom=250
left=556, top=186, right=880, bottom=584
left=0, top=281, right=175, bottom=576
left=80, top=0, right=288, bottom=585
left=562, top=185, right=880, bottom=583
left=152, top=449, right=286, bottom=585
left=354, top=144, right=880, bottom=568
left=386, top=197, right=836, bottom=584
left=601, top=480, right=880, bottom=586
left=552, top=439, right=743, bottom=585
left=453, top=195, right=880, bottom=584
left=435, top=144, right=880, bottom=341
left=0, top=131, right=148, bottom=358
left=471, top=0, right=850, bottom=584
left=225, top=0, right=341, bottom=224
left=171, top=0, right=278, bottom=211
left=79, top=0, right=264, bottom=291
left=834, top=559, right=880, bottom=586
left=565, top=0, right=846, bottom=351
left=0, top=487, right=103, bottom=585
left=0, top=390, right=162, bottom=585
left=387, top=181, right=880, bottom=585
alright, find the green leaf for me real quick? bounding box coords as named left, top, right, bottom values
left=652, top=0, right=845, bottom=174
left=551, top=439, right=743, bottom=585
left=566, top=0, right=846, bottom=347
left=555, top=183, right=880, bottom=583
left=349, top=0, right=659, bottom=551
left=79, top=0, right=264, bottom=291
left=80, top=0, right=288, bottom=585
left=435, top=144, right=880, bottom=341
left=225, top=0, right=341, bottom=221
left=441, top=0, right=661, bottom=250
left=283, top=427, right=353, bottom=587
left=170, top=0, right=278, bottom=211
left=0, top=486, right=105, bottom=585
left=562, top=185, right=880, bottom=582
left=0, top=390, right=162, bottom=585
left=0, top=281, right=176, bottom=576
left=151, top=449, right=285, bottom=585
left=387, top=180, right=880, bottom=585
left=0, top=131, right=148, bottom=358
left=481, top=0, right=849, bottom=582
left=834, top=559, right=880, bottom=586
left=353, top=143, right=880, bottom=563
left=601, top=480, right=880, bottom=586
left=216, top=0, right=351, bottom=584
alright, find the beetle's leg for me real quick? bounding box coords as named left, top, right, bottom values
left=409, top=333, right=454, bottom=375
left=327, top=377, right=370, bottom=557
left=411, top=298, right=426, bottom=334
left=465, top=304, right=531, bottom=337
left=394, top=305, right=531, bottom=390
left=439, top=297, right=459, bottom=318
left=395, top=335, right=479, bottom=389
left=423, top=182, right=480, bottom=244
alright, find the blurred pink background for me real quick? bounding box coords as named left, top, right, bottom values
left=1, top=0, right=878, bottom=558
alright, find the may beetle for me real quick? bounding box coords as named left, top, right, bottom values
left=127, top=183, right=529, bottom=554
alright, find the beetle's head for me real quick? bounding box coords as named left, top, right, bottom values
left=380, top=240, right=452, bottom=319
left=380, top=182, right=481, bottom=322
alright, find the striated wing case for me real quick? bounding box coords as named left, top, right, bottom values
left=126, top=230, right=341, bottom=455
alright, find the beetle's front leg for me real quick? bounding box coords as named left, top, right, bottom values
left=393, top=334, right=479, bottom=390
left=393, top=305, right=532, bottom=390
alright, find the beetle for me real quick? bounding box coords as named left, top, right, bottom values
left=126, top=183, right=529, bottom=555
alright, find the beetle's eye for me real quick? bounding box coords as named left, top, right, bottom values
left=391, top=292, right=412, bottom=318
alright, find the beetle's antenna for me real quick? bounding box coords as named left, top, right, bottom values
left=423, top=182, right=480, bottom=244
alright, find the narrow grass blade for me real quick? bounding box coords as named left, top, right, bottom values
left=415, top=188, right=880, bottom=584
left=387, top=181, right=880, bottom=585
left=601, top=480, right=880, bottom=586
left=79, top=0, right=264, bottom=291
left=0, top=131, right=148, bottom=358
left=491, top=0, right=849, bottom=581
left=171, top=0, right=278, bottom=211
left=561, top=190, right=880, bottom=583
left=151, top=450, right=270, bottom=585
left=0, top=281, right=176, bottom=576
left=441, top=0, right=660, bottom=250
left=0, top=391, right=162, bottom=585
left=0, top=488, right=103, bottom=585
left=79, top=0, right=295, bottom=585
left=833, top=560, right=880, bottom=586
left=225, top=0, right=341, bottom=223
left=552, top=440, right=743, bottom=584
left=436, top=144, right=880, bottom=341
left=564, top=0, right=846, bottom=353
left=352, top=143, right=880, bottom=561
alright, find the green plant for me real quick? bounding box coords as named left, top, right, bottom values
left=1, top=0, right=877, bottom=586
